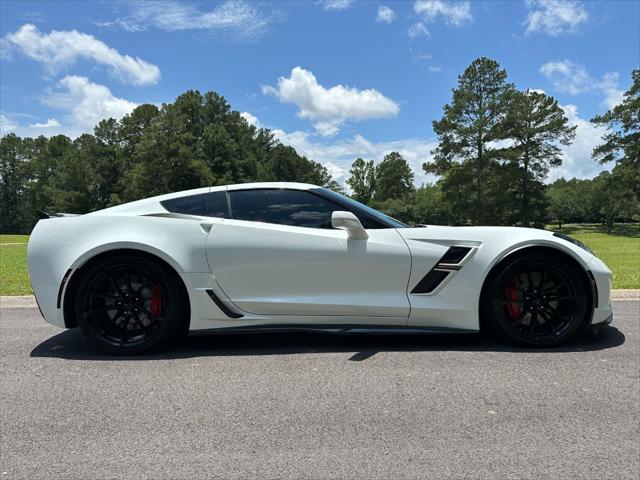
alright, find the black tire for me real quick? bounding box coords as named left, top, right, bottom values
left=75, top=253, right=188, bottom=355
left=482, top=252, right=589, bottom=347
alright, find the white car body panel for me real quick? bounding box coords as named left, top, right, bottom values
left=27, top=182, right=613, bottom=335
left=206, top=220, right=411, bottom=318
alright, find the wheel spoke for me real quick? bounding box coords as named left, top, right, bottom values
left=511, top=309, right=528, bottom=325
left=538, top=266, right=548, bottom=290
left=132, top=314, right=148, bottom=332
left=543, top=278, right=568, bottom=293
left=88, top=292, right=118, bottom=300
left=526, top=270, right=534, bottom=291
left=83, top=306, right=113, bottom=315
left=125, top=270, right=135, bottom=294
left=107, top=274, right=124, bottom=297
left=119, top=316, right=130, bottom=345
left=543, top=295, right=576, bottom=304
left=139, top=305, right=164, bottom=322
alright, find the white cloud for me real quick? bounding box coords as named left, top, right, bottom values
left=550, top=104, right=611, bottom=181
left=428, top=65, right=442, bottom=73
left=2, top=24, right=160, bottom=85
left=539, top=60, right=592, bottom=95
left=29, top=118, right=61, bottom=128
left=263, top=66, right=399, bottom=136
left=414, top=0, right=472, bottom=27
left=240, top=111, right=260, bottom=128
left=377, top=6, right=396, bottom=23
left=208, top=109, right=609, bottom=187
left=320, top=0, right=354, bottom=11
left=42, top=76, right=138, bottom=136
left=525, top=0, right=588, bottom=36
left=412, top=52, right=432, bottom=61
left=0, top=115, right=17, bottom=136
left=271, top=128, right=438, bottom=186
left=599, top=72, right=625, bottom=110
left=107, top=0, right=273, bottom=42
left=408, top=22, right=430, bottom=38
left=540, top=60, right=625, bottom=109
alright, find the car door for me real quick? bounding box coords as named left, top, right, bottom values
left=204, top=188, right=411, bottom=321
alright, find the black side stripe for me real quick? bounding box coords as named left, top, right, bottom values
left=205, top=289, right=243, bottom=318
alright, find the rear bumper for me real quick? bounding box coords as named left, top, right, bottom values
left=27, top=220, right=67, bottom=328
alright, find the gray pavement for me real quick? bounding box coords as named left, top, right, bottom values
left=1, top=301, right=638, bottom=479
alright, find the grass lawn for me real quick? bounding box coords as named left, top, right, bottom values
left=1, top=225, right=638, bottom=295
left=1, top=235, right=30, bottom=295
left=547, top=223, right=639, bottom=290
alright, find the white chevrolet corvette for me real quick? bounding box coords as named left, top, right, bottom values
left=28, top=182, right=613, bottom=355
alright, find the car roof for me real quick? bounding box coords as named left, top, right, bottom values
left=223, top=182, right=319, bottom=192
left=90, top=182, right=322, bottom=216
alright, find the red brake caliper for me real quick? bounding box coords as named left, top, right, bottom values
left=150, top=286, right=163, bottom=317
left=504, top=286, right=521, bottom=320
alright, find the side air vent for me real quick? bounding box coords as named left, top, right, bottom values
left=439, top=246, right=472, bottom=265
left=205, top=289, right=243, bottom=319
left=410, top=246, right=474, bottom=294
left=411, top=270, right=450, bottom=294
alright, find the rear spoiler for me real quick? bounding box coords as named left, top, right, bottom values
left=37, top=210, right=82, bottom=219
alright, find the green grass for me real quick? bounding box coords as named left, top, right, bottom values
left=0, top=226, right=638, bottom=295
left=1, top=235, right=30, bottom=295
left=547, top=223, right=639, bottom=289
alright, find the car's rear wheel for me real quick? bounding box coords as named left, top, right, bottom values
left=484, top=252, right=589, bottom=346
left=75, top=254, right=187, bottom=355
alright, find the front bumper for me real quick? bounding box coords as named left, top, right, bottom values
left=588, top=256, right=613, bottom=325
left=593, top=311, right=613, bottom=326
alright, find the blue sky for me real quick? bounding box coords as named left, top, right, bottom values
left=1, top=0, right=638, bottom=185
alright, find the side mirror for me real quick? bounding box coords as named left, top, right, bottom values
left=331, top=211, right=369, bottom=240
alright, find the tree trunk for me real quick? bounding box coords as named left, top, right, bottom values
left=522, top=150, right=530, bottom=227
left=476, top=139, right=483, bottom=226
left=606, top=217, right=614, bottom=233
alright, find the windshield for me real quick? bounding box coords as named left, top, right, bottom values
left=314, top=188, right=409, bottom=229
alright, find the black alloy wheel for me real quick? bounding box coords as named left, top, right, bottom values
left=75, top=254, right=187, bottom=355
left=485, top=252, right=589, bottom=346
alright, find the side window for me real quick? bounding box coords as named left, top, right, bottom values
left=229, top=189, right=339, bottom=228
left=161, top=191, right=229, bottom=218
left=205, top=191, right=230, bottom=218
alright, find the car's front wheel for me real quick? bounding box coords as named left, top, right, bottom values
left=75, top=254, right=187, bottom=355
left=483, top=252, right=589, bottom=346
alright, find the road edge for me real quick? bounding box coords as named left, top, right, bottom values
left=2, top=290, right=639, bottom=308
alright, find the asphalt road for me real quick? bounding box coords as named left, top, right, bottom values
left=1, top=301, right=638, bottom=480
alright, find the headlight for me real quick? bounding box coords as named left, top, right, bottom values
left=553, top=232, right=593, bottom=254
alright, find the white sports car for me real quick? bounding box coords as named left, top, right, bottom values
left=28, top=182, right=613, bottom=355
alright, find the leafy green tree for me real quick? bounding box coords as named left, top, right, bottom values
left=346, top=158, right=376, bottom=203
left=374, top=152, right=414, bottom=201
left=591, top=69, right=640, bottom=199
left=414, top=183, right=450, bottom=225
left=504, top=90, right=576, bottom=226
left=546, top=178, right=582, bottom=228
left=45, top=135, right=99, bottom=213
left=591, top=168, right=640, bottom=232
left=425, top=57, right=514, bottom=224
left=591, top=70, right=639, bottom=168
left=372, top=197, right=416, bottom=224
left=0, top=134, right=29, bottom=232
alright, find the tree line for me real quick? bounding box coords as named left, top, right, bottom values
left=1, top=59, right=638, bottom=234
left=0, top=91, right=340, bottom=233
left=346, top=60, right=639, bottom=229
